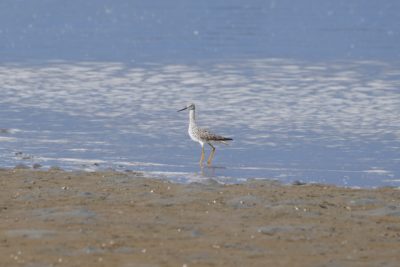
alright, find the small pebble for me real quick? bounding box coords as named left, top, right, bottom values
left=292, top=180, right=306, bottom=186
left=33, top=163, right=42, bottom=169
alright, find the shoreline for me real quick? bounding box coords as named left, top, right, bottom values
left=8, top=164, right=400, bottom=189
left=1, top=169, right=400, bottom=266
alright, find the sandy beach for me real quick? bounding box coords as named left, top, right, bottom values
left=0, top=169, right=399, bottom=266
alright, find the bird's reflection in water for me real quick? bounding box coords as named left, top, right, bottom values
left=200, top=165, right=227, bottom=178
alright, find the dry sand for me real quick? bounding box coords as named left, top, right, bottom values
left=1, top=169, right=400, bottom=267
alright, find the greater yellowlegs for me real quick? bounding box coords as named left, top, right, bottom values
left=178, top=103, right=232, bottom=166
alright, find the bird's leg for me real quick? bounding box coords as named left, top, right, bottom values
left=207, top=143, right=216, bottom=165
left=199, top=145, right=205, bottom=165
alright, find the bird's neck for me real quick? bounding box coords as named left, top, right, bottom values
left=189, top=109, right=196, bottom=127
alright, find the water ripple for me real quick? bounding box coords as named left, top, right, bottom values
left=0, top=59, right=399, bottom=186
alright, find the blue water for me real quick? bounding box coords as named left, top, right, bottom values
left=0, top=1, right=399, bottom=187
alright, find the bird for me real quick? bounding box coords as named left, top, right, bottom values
left=178, top=103, right=232, bottom=166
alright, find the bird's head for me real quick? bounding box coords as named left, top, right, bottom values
left=177, top=103, right=195, bottom=112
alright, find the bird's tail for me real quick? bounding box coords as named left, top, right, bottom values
left=220, top=137, right=233, bottom=145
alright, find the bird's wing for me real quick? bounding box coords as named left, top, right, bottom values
left=198, top=128, right=232, bottom=142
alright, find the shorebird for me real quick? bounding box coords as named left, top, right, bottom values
left=178, top=103, right=232, bottom=166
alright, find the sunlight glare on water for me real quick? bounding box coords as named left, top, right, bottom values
left=0, top=59, right=399, bottom=187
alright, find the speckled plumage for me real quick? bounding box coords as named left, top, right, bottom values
left=188, top=110, right=232, bottom=145
left=178, top=103, right=232, bottom=165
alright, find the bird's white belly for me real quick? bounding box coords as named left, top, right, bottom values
left=188, top=128, right=198, bottom=141
left=188, top=127, right=203, bottom=145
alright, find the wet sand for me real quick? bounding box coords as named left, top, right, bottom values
left=1, top=169, right=400, bottom=267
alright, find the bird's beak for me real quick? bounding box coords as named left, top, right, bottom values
left=177, top=106, right=188, bottom=112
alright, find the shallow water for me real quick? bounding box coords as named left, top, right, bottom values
left=0, top=1, right=399, bottom=187
left=0, top=59, right=399, bottom=187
